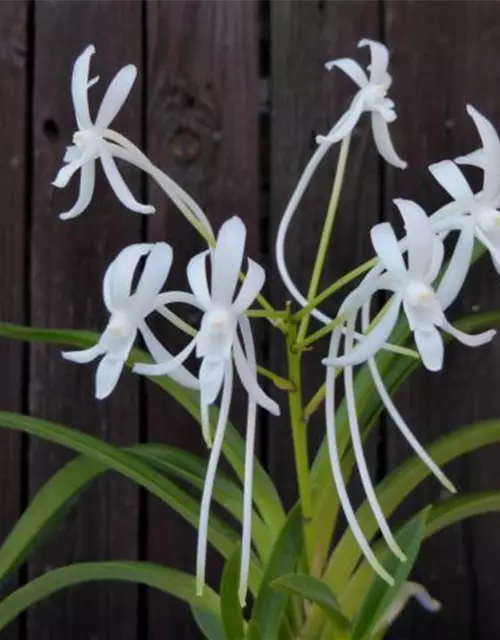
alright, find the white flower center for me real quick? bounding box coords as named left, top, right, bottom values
left=73, top=129, right=101, bottom=149
left=477, top=207, right=500, bottom=234
left=405, top=281, right=435, bottom=308
left=107, top=312, right=134, bottom=339
left=206, top=308, right=233, bottom=335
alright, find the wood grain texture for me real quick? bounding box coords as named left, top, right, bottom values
left=384, top=2, right=500, bottom=638
left=0, top=3, right=29, bottom=640
left=268, top=1, right=383, bottom=517
left=144, top=2, right=261, bottom=637
left=28, top=2, right=142, bottom=638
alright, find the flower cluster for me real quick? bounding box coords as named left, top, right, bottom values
left=57, top=39, right=499, bottom=600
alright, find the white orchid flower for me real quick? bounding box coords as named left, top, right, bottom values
left=133, top=216, right=280, bottom=606
left=63, top=242, right=198, bottom=399
left=317, top=39, right=407, bottom=169
left=373, top=581, right=441, bottom=635
left=323, top=199, right=495, bottom=584
left=276, top=39, right=405, bottom=341
left=54, top=46, right=213, bottom=238
left=430, top=105, right=500, bottom=272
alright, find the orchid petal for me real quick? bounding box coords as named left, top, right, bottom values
left=100, top=145, right=155, bottom=214
left=52, top=159, right=85, bottom=189
left=370, top=222, right=407, bottom=280
left=196, top=360, right=233, bottom=597
left=155, top=290, right=203, bottom=310
left=439, top=317, right=496, bottom=348
left=133, top=336, right=197, bottom=377
left=199, top=358, right=226, bottom=406
left=59, top=160, right=96, bottom=220
left=325, top=57, right=368, bottom=88
left=427, top=236, right=445, bottom=284
left=72, top=45, right=95, bottom=130
left=428, top=160, right=474, bottom=203
left=211, top=217, right=246, bottom=306
left=455, top=148, right=485, bottom=168
left=371, top=112, right=407, bottom=169
left=466, top=104, right=500, bottom=202
left=232, top=259, right=265, bottom=315
left=103, top=243, right=151, bottom=311
left=62, top=343, right=103, bottom=364
left=358, top=39, right=389, bottom=85
left=96, top=65, right=137, bottom=130
left=187, top=251, right=211, bottom=310
left=233, top=333, right=280, bottom=415
left=316, top=91, right=365, bottom=146
left=394, top=199, right=434, bottom=279
left=95, top=355, right=125, bottom=400
left=413, top=328, right=444, bottom=372
left=437, top=222, right=474, bottom=310
left=374, top=582, right=441, bottom=634
left=133, top=242, right=173, bottom=312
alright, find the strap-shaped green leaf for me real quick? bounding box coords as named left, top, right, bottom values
left=250, top=505, right=303, bottom=639
left=191, top=605, right=225, bottom=640
left=271, top=573, right=350, bottom=637
left=425, top=491, right=500, bottom=537
left=220, top=546, right=245, bottom=639
left=0, top=323, right=285, bottom=538
left=0, top=561, right=219, bottom=633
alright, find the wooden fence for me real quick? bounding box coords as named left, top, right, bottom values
left=0, top=0, right=500, bottom=638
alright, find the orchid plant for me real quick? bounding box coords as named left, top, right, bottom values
left=1, top=39, right=500, bottom=640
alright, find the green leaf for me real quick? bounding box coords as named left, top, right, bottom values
left=0, top=323, right=285, bottom=538
left=251, top=505, right=303, bottom=639
left=191, top=605, right=225, bottom=640
left=220, top=546, right=245, bottom=640
left=0, top=561, right=219, bottom=633
left=351, top=509, right=430, bottom=640
left=271, top=573, right=350, bottom=637
left=0, top=411, right=255, bottom=583
left=327, top=419, right=500, bottom=596
left=245, top=620, right=262, bottom=640
left=425, top=491, right=500, bottom=538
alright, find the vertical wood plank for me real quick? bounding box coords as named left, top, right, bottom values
left=268, top=1, right=382, bottom=511
left=145, top=2, right=260, bottom=637
left=0, top=3, right=29, bottom=640
left=384, top=2, right=500, bottom=637
left=30, top=2, right=142, bottom=638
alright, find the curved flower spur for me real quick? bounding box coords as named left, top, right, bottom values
left=133, top=216, right=280, bottom=606
left=276, top=39, right=407, bottom=320
left=62, top=242, right=198, bottom=399
left=323, top=198, right=496, bottom=584
left=53, top=45, right=213, bottom=239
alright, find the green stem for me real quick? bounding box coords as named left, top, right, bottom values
left=285, top=322, right=315, bottom=569
left=297, top=135, right=351, bottom=343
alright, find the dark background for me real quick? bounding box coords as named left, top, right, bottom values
left=0, top=0, right=500, bottom=638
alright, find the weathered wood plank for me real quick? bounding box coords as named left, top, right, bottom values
left=0, top=3, right=30, bottom=640
left=384, top=2, right=500, bottom=637
left=29, top=2, right=142, bottom=638
left=268, top=1, right=382, bottom=515
left=145, top=1, right=260, bottom=637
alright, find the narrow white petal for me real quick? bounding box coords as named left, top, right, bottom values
left=62, top=343, right=103, bottom=364
left=100, top=145, right=155, bottom=214
left=371, top=112, right=407, bottom=169
left=155, top=290, right=202, bottom=310
left=233, top=334, right=280, bottom=415
left=232, top=259, right=265, bottom=315
left=344, top=321, right=406, bottom=561
left=59, top=160, right=96, bottom=220
left=358, top=39, right=389, bottom=85
left=72, top=45, right=95, bottom=130
left=466, top=104, right=500, bottom=202
left=436, top=222, right=474, bottom=310
left=132, top=243, right=173, bottom=312
left=103, top=244, right=151, bottom=312
left=325, top=332, right=395, bottom=586
left=200, top=358, right=226, bottom=407
left=374, top=581, right=441, bottom=634
left=370, top=222, right=407, bottom=280
left=95, top=65, right=137, bottom=130
left=367, top=356, right=456, bottom=492
left=187, top=251, right=211, bottom=310
left=413, top=328, right=444, bottom=372
left=212, top=217, right=246, bottom=306
left=196, top=362, right=233, bottom=596
left=455, top=148, right=485, bottom=169
left=316, top=92, right=365, bottom=146
left=394, top=199, right=434, bottom=279
left=63, top=145, right=81, bottom=163
left=138, top=321, right=198, bottom=389
left=133, top=336, right=197, bottom=376
left=325, top=57, right=368, bottom=88
left=95, top=355, right=125, bottom=399
left=428, top=160, right=474, bottom=203
left=52, top=159, right=84, bottom=189
left=325, top=297, right=401, bottom=367
left=427, top=236, right=445, bottom=284
left=439, top=317, right=496, bottom=347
